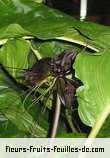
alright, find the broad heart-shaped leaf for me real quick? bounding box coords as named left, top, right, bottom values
left=0, top=24, right=32, bottom=39
left=0, top=89, right=47, bottom=137
left=0, top=38, right=31, bottom=77
left=0, top=69, right=47, bottom=137
left=74, top=50, right=110, bottom=129
left=0, top=0, right=110, bottom=51
left=0, top=58, right=47, bottom=137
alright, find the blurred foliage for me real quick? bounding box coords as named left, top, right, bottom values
left=0, top=0, right=110, bottom=138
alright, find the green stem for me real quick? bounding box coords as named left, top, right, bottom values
left=77, top=106, right=110, bottom=158
left=88, top=105, right=110, bottom=138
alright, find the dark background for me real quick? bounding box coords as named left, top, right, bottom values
left=44, top=0, right=110, bottom=25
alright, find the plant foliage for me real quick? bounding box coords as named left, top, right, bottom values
left=0, top=0, right=110, bottom=137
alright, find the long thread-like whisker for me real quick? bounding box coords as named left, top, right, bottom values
left=29, top=79, right=57, bottom=137
left=29, top=78, right=56, bottom=107
left=23, top=85, right=40, bottom=105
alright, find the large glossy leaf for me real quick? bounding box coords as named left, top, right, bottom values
left=0, top=88, right=47, bottom=137
left=0, top=57, right=47, bottom=137
left=0, top=0, right=110, bottom=52
left=0, top=0, right=108, bottom=51
left=74, top=50, right=110, bottom=133
left=0, top=0, right=80, bottom=38
left=0, top=24, right=32, bottom=40
left=0, top=0, right=110, bottom=138
left=0, top=38, right=31, bottom=77
left=0, top=90, right=33, bottom=131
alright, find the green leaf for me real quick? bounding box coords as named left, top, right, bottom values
left=31, top=40, right=78, bottom=58
left=34, top=0, right=43, bottom=3
left=97, top=114, right=110, bottom=137
left=0, top=90, right=32, bottom=131
left=0, top=0, right=78, bottom=38
left=0, top=24, right=32, bottom=39
left=0, top=64, right=47, bottom=137
left=75, top=20, right=110, bottom=40
left=0, top=119, right=26, bottom=138
left=0, top=38, right=31, bottom=77
left=75, top=50, right=110, bottom=137
left=0, top=0, right=110, bottom=138
left=0, top=0, right=101, bottom=51
left=0, top=89, right=47, bottom=137
left=0, top=0, right=110, bottom=51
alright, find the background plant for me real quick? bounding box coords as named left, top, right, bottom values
left=0, top=0, right=110, bottom=138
